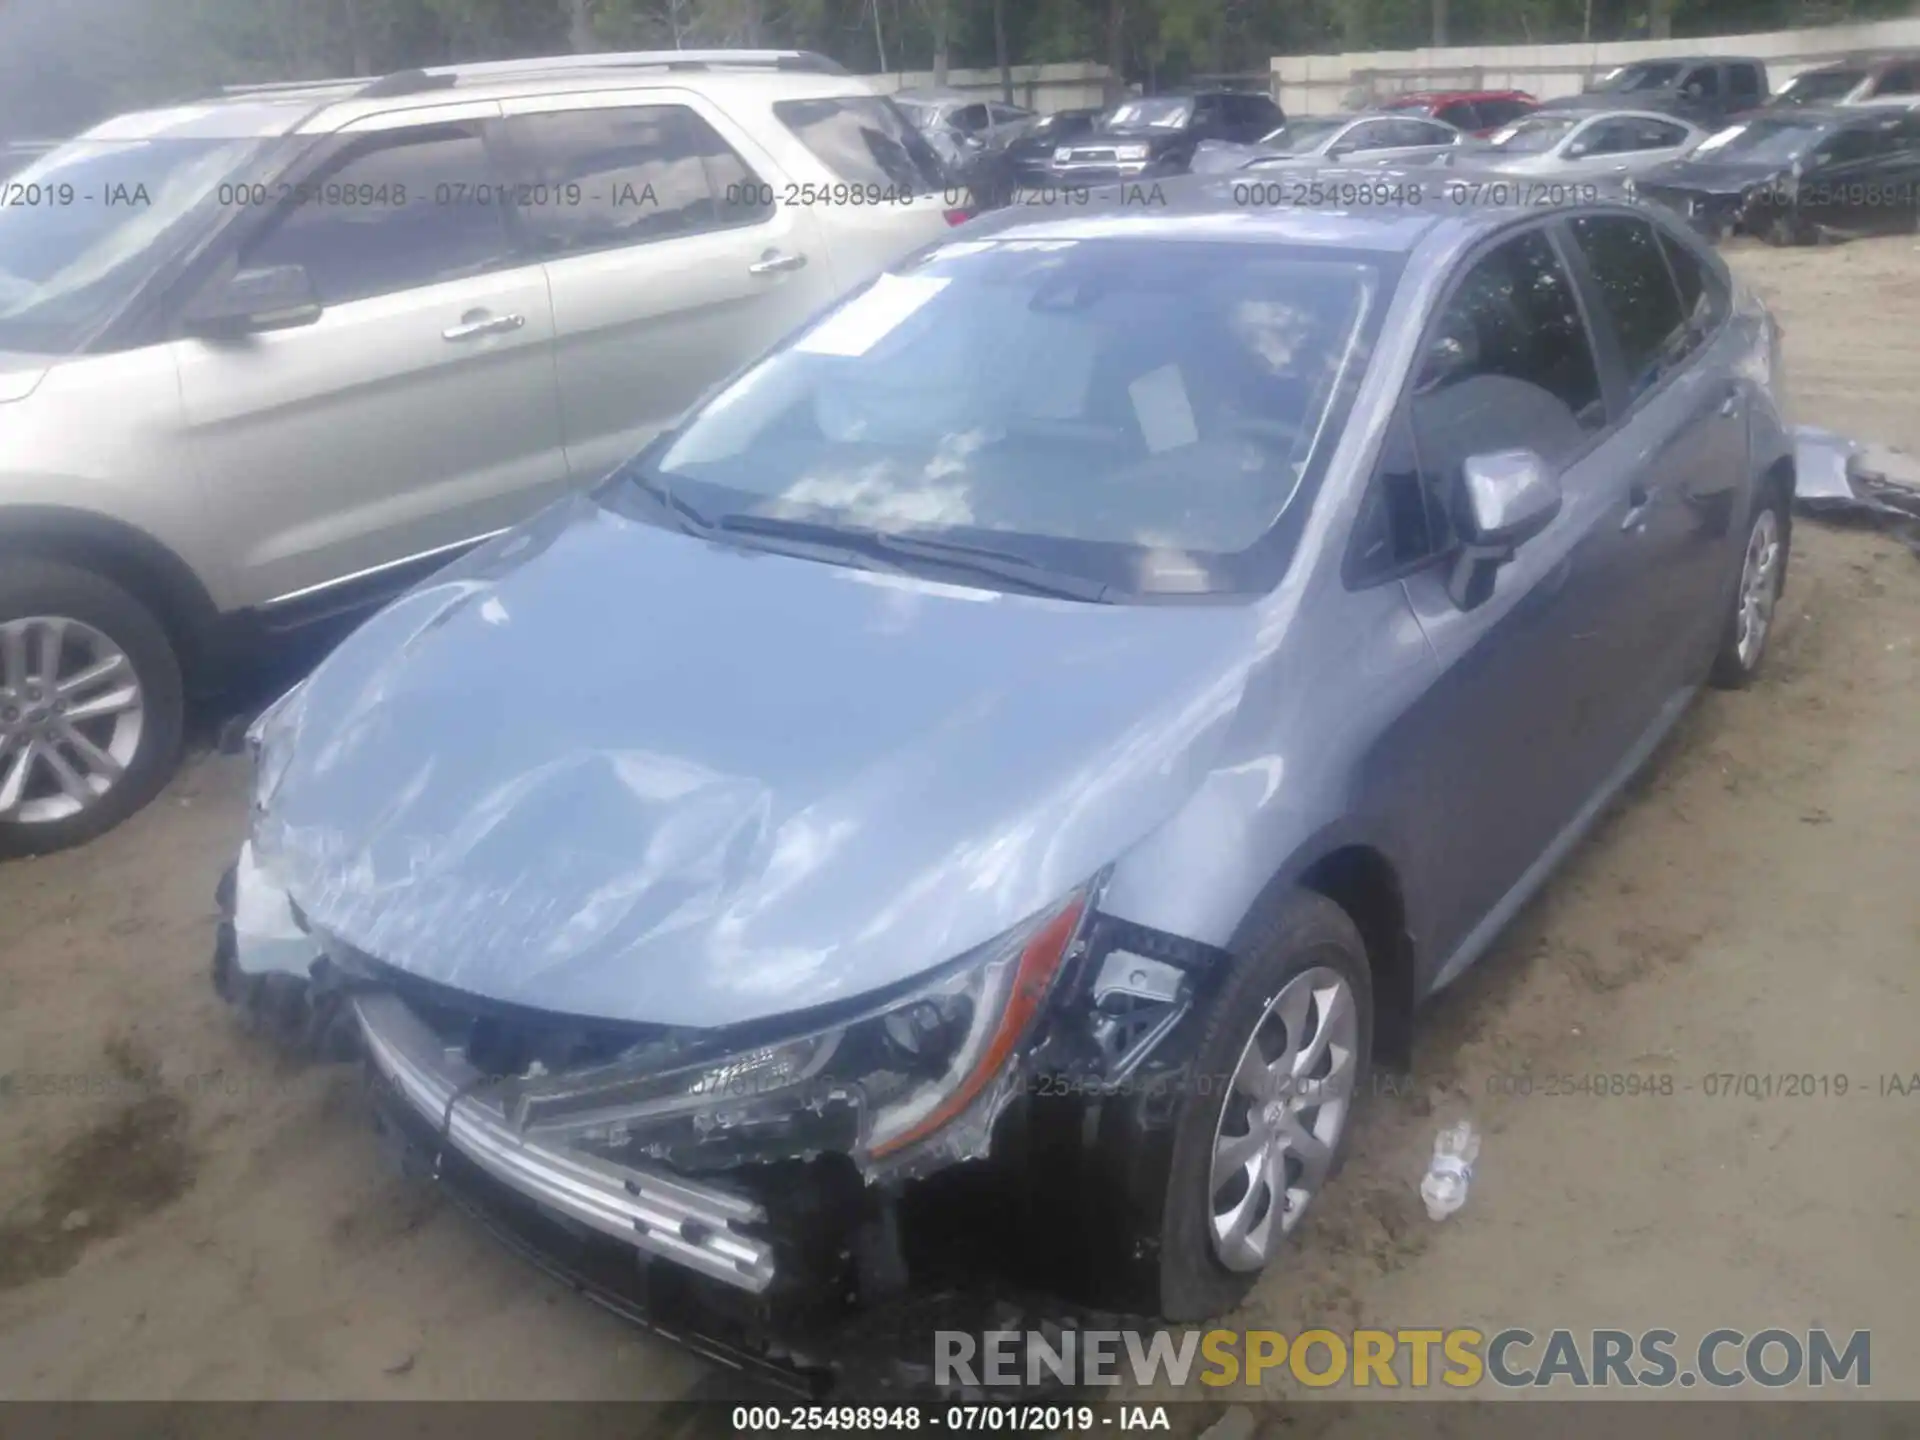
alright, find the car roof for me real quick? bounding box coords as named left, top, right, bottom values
left=1389, top=89, right=1534, bottom=102
left=955, top=167, right=1640, bottom=256
left=1799, top=51, right=1920, bottom=73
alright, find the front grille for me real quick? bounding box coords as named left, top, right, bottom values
left=355, top=992, right=779, bottom=1292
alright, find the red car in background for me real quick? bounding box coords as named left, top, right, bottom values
left=1381, top=89, right=1538, bottom=135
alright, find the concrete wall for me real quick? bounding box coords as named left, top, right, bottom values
left=1271, top=16, right=1920, bottom=114
left=861, top=61, right=1114, bottom=114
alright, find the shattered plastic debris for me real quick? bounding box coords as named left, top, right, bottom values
left=1792, top=425, right=1920, bottom=559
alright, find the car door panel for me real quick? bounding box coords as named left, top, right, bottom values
left=1360, top=227, right=1628, bottom=975
left=177, top=104, right=568, bottom=611
left=1561, top=213, right=1746, bottom=746
left=498, top=92, right=842, bottom=484
left=1397, top=428, right=1628, bottom=974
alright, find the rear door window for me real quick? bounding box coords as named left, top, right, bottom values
left=499, top=105, right=773, bottom=257
left=1655, top=227, right=1729, bottom=344
left=1682, top=67, right=1720, bottom=98
left=1729, top=64, right=1764, bottom=101
left=1567, top=213, right=1691, bottom=401
left=774, top=96, right=947, bottom=192
left=1391, top=118, right=1458, bottom=147
left=1874, top=63, right=1920, bottom=97
left=1476, top=98, right=1532, bottom=128
left=1437, top=101, right=1481, bottom=131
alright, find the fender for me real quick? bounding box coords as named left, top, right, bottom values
left=0, top=504, right=223, bottom=683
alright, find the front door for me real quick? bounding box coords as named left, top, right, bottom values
left=1364, top=224, right=1637, bottom=980
left=176, top=103, right=567, bottom=613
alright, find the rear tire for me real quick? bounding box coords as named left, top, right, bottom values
left=0, top=558, right=184, bottom=857
left=1709, top=485, right=1791, bottom=690
left=1148, top=891, right=1374, bottom=1321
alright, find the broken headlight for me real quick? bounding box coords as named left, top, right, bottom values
left=501, top=888, right=1093, bottom=1175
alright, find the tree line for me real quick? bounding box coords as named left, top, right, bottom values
left=0, top=0, right=1906, bottom=139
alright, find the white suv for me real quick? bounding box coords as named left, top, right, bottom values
left=0, top=50, right=959, bottom=855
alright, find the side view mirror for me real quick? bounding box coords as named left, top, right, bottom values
left=1447, top=449, right=1563, bottom=609
left=183, top=264, right=322, bottom=337
left=1326, top=141, right=1354, bottom=159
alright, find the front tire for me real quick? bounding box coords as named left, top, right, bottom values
left=0, top=558, right=184, bottom=857
left=1150, top=891, right=1373, bottom=1321
left=1709, top=487, right=1790, bottom=690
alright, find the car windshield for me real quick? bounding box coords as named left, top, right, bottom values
left=0, top=134, right=261, bottom=353
left=1775, top=70, right=1863, bottom=103
left=1259, top=117, right=1349, bottom=153
left=634, top=238, right=1389, bottom=599
left=1594, top=62, right=1685, bottom=93
left=1486, top=114, right=1579, bottom=152
left=1692, top=116, right=1829, bottom=162
left=1105, top=98, right=1193, bottom=130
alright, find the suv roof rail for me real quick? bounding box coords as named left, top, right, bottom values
left=416, top=48, right=848, bottom=80
left=357, top=69, right=461, bottom=98
left=220, top=78, right=365, bottom=96
left=213, top=49, right=848, bottom=108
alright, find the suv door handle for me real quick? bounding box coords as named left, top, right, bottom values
left=749, top=250, right=808, bottom=276
left=443, top=311, right=525, bottom=342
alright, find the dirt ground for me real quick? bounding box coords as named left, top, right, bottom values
left=2, top=235, right=1918, bottom=1405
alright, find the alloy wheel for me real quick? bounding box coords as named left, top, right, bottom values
left=1207, top=964, right=1359, bottom=1272
left=0, top=615, right=146, bottom=825
left=1735, top=509, right=1781, bottom=671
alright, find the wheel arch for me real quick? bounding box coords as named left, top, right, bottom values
left=1235, top=828, right=1419, bottom=1072
left=0, top=506, right=221, bottom=685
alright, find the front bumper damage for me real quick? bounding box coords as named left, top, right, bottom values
left=358, top=991, right=776, bottom=1291
left=212, top=850, right=1235, bottom=1393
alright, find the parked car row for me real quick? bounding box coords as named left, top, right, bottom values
left=1632, top=103, right=1920, bottom=245
left=212, top=158, right=1797, bottom=1388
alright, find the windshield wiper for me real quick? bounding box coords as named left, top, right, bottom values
left=624, top=470, right=718, bottom=537
left=717, top=514, right=1112, bottom=602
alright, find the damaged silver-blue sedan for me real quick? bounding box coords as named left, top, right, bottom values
left=214, top=174, right=1795, bottom=1384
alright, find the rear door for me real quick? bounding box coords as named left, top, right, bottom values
left=1727, top=62, right=1766, bottom=114
left=175, top=103, right=567, bottom=612
left=1798, top=116, right=1908, bottom=234
left=1561, top=116, right=1693, bottom=177
left=496, top=92, right=843, bottom=484
left=1561, top=212, right=1747, bottom=728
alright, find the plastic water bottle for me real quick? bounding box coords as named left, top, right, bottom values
left=1420, top=1120, right=1480, bottom=1221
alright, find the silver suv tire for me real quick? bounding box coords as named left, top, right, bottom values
left=0, top=558, right=184, bottom=857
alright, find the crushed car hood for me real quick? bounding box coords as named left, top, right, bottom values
left=255, top=494, right=1261, bottom=1029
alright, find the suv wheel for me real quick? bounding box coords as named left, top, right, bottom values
left=0, top=559, right=184, bottom=857
left=1150, top=891, right=1373, bottom=1320
left=1709, top=488, right=1790, bottom=690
